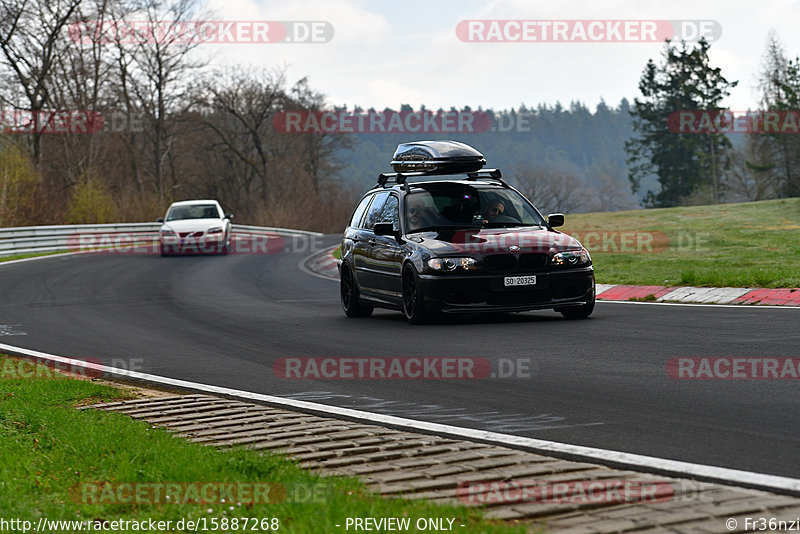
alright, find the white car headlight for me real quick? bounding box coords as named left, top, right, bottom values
left=207, top=226, right=223, bottom=234
left=160, top=228, right=176, bottom=237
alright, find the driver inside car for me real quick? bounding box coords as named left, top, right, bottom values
left=482, top=199, right=505, bottom=223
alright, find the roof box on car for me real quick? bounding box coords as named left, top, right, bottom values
left=390, top=140, right=486, bottom=174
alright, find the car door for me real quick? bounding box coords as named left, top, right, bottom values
left=344, top=192, right=374, bottom=276
left=353, top=191, right=389, bottom=292
left=370, top=194, right=404, bottom=298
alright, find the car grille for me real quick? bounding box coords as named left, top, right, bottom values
left=483, top=254, right=516, bottom=272
left=483, top=253, right=548, bottom=273
left=179, top=231, right=204, bottom=237
left=518, top=253, right=549, bottom=270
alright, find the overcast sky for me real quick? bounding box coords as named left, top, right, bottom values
left=199, top=0, right=800, bottom=113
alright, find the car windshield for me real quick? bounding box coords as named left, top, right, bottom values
left=404, top=183, right=545, bottom=232
left=166, top=205, right=220, bottom=221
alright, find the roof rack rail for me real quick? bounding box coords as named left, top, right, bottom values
left=376, top=168, right=508, bottom=189
left=377, top=172, right=406, bottom=188
left=376, top=170, right=435, bottom=189
left=465, top=168, right=508, bottom=187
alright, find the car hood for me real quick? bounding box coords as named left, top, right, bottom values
left=408, top=227, right=582, bottom=255
left=161, top=218, right=224, bottom=233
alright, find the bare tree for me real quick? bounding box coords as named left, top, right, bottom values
left=109, top=0, right=207, bottom=204
left=755, top=31, right=800, bottom=197
left=198, top=69, right=352, bottom=226
left=512, top=164, right=589, bottom=214
left=589, top=170, right=639, bottom=212
left=48, top=0, right=121, bottom=184
left=0, top=0, right=83, bottom=165
left=287, top=77, right=353, bottom=195
left=724, top=144, right=778, bottom=202
left=200, top=66, right=287, bottom=210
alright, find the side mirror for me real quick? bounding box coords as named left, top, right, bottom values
left=548, top=213, right=564, bottom=228
left=156, top=217, right=164, bottom=223
left=373, top=222, right=395, bottom=236
left=225, top=213, right=234, bottom=220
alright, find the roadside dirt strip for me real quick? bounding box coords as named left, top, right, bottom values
left=86, top=394, right=800, bottom=533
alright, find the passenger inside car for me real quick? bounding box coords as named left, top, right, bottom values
left=405, top=195, right=441, bottom=231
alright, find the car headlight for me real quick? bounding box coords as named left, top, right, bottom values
left=207, top=226, right=223, bottom=234
left=551, top=248, right=591, bottom=267
left=160, top=229, right=176, bottom=237
left=427, top=257, right=480, bottom=272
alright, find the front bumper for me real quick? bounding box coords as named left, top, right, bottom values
left=160, top=235, right=226, bottom=253
left=418, top=266, right=594, bottom=313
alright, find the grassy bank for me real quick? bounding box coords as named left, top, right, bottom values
left=0, top=251, right=66, bottom=263
left=562, top=197, right=800, bottom=288
left=0, top=356, right=523, bottom=533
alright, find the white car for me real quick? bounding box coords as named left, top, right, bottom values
left=157, top=200, right=233, bottom=256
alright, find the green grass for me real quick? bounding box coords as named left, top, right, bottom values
left=561, top=198, right=800, bottom=288
left=0, top=356, right=524, bottom=533
left=0, top=251, right=67, bottom=262
left=331, top=247, right=341, bottom=260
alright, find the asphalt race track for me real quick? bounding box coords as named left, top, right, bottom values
left=2, top=239, right=799, bottom=479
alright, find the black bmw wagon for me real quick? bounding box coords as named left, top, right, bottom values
left=339, top=140, right=595, bottom=324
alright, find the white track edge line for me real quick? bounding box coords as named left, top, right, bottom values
left=2, top=341, right=799, bottom=496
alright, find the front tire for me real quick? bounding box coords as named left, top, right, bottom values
left=402, top=264, right=431, bottom=324
left=340, top=263, right=373, bottom=318
left=220, top=237, right=231, bottom=255
left=559, top=294, right=595, bottom=319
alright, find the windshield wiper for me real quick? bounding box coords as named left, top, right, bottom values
left=482, top=222, right=540, bottom=228
left=408, top=224, right=482, bottom=233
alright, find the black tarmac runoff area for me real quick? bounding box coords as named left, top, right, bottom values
left=1, top=239, right=799, bottom=480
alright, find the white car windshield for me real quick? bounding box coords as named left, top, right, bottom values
left=166, top=205, right=220, bottom=221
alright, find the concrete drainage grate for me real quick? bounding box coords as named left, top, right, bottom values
left=85, top=394, right=800, bottom=533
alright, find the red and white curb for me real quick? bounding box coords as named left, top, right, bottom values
left=597, top=284, right=800, bottom=306
left=301, top=247, right=340, bottom=280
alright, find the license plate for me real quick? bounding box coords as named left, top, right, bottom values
left=504, top=275, right=536, bottom=287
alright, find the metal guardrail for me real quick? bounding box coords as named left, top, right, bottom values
left=0, top=223, right=322, bottom=257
